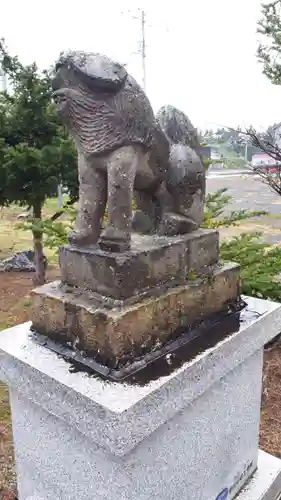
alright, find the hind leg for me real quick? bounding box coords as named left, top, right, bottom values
left=132, top=190, right=158, bottom=234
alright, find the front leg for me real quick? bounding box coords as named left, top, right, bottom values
left=99, top=146, right=140, bottom=252
left=69, top=153, right=107, bottom=246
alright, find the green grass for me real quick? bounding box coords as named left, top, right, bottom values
left=209, top=142, right=246, bottom=169
left=44, top=195, right=70, bottom=212
left=0, top=382, right=14, bottom=491
left=0, top=196, right=71, bottom=264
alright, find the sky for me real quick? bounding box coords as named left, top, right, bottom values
left=1, top=0, right=281, bottom=131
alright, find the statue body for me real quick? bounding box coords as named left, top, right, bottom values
left=51, top=51, right=205, bottom=252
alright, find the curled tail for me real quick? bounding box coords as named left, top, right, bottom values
left=156, top=105, right=201, bottom=156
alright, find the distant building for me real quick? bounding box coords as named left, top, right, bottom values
left=251, top=153, right=280, bottom=169
left=273, top=122, right=281, bottom=149
left=245, top=145, right=263, bottom=162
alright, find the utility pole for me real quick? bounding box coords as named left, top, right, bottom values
left=244, top=142, right=248, bottom=163
left=123, top=8, right=168, bottom=92
left=124, top=8, right=147, bottom=91
left=141, top=10, right=146, bottom=91
left=0, top=68, right=7, bottom=92
left=57, top=184, right=63, bottom=208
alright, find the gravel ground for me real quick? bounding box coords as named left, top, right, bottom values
left=207, top=172, right=281, bottom=244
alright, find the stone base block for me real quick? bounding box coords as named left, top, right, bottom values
left=1, top=297, right=281, bottom=500
left=31, top=262, right=240, bottom=364
left=19, top=454, right=281, bottom=500
left=60, top=229, right=219, bottom=300
left=237, top=450, right=281, bottom=500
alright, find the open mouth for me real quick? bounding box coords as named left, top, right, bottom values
left=52, top=89, right=67, bottom=105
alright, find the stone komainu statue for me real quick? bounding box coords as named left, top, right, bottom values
left=51, top=51, right=205, bottom=252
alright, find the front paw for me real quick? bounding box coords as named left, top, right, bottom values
left=99, top=227, right=131, bottom=252
left=68, top=229, right=98, bottom=247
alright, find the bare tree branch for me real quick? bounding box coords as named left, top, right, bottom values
left=238, top=127, right=281, bottom=196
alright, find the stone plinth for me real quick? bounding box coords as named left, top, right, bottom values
left=31, top=262, right=240, bottom=364
left=0, top=297, right=281, bottom=499
left=59, top=229, right=219, bottom=300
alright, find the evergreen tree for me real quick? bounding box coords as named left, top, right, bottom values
left=257, top=1, right=281, bottom=84
left=0, top=40, right=78, bottom=284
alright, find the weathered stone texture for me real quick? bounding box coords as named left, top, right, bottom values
left=60, top=229, right=219, bottom=300
left=31, top=263, right=240, bottom=363
left=51, top=50, right=205, bottom=251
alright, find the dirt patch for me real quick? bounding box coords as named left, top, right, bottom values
left=0, top=269, right=60, bottom=330
left=260, top=342, right=281, bottom=457
left=0, top=201, right=69, bottom=265
left=0, top=383, right=14, bottom=499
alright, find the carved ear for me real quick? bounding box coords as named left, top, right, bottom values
left=70, top=51, right=128, bottom=92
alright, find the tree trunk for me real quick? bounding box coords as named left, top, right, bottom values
left=32, top=201, right=46, bottom=286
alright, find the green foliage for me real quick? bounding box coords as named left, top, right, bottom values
left=16, top=205, right=76, bottom=249
left=221, top=233, right=281, bottom=301
left=0, top=39, right=78, bottom=209
left=203, top=188, right=281, bottom=300
left=16, top=187, right=281, bottom=301
left=257, top=1, right=281, bottom=84
left=223, top=156, right=246, bottom=169
left=203, top=188, right=267, bottom=228
left=204, top=127, right=246, bottom=159
left=202, top=157, right=213, bottom=170
left=202, top=157, right=223, bottom=170
left=0, top=39, right=78, bottom=283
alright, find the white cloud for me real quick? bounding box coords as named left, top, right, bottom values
left=1, top=0, right=280, bottom=129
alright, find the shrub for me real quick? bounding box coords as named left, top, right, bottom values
left=221, top=233, right=281, bottom=300
left=18, top=188, right=281, bottom=301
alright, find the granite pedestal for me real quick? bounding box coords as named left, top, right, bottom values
left=31, top=229, right=242, bottom=365
left=59, top=229, right=220, bottom=300
left=1, top=296, right=281, bottom=500
left=31, top=262, right=240, bottom=365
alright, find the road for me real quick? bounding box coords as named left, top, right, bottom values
left=206, top=170, right=281, bottom=244
left=207, top=168, right=254, bottom=178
